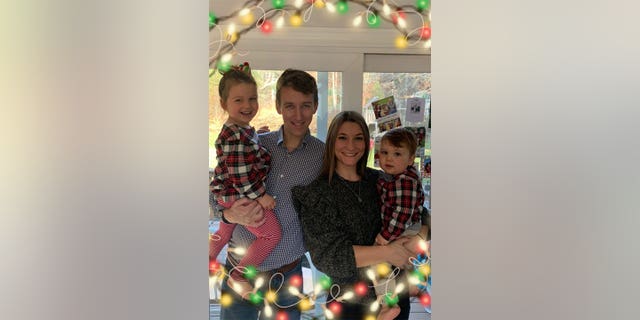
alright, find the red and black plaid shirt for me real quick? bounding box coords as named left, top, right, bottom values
left=377, top=165, right=424, bottom=242
left=210, top=123, right=271, bottom=203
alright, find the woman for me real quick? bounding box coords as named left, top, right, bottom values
left=292, top=111, right=428, bottom=320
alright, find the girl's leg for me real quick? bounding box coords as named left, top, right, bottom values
left=237, top=208, right=282, bottom=271
left=227, top=208, right=281, bottom=298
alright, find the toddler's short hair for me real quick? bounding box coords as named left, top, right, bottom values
left=381, top=127, right=418, bottom=156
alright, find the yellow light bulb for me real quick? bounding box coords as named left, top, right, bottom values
left=365, top=316, right=377, bottom=320
left=265, top=290, right=278, bottom=303
left=299, top=298, right=314, bottom=311
left=419, top=264, right=431, bottom=275
left=240, top=12, right=254, bottom=25
left=376, top=263, right=391, bottom=277
left=225, top=32, right=237, bottom=43
left=220, top=294, right=233, bottom=307
left=290, top=14, right=303, bottom=27
left=395, top=36, right=408, bottom=49
left=314, top=0, right=326, bottom=9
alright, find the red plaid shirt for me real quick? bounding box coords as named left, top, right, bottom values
left=210, top=123, right=271, bottom=203
left=377, top=166, right=424, bottom=242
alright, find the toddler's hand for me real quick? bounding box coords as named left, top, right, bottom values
left=375, top=233, right=390, bottom=246
left=257, top=194, right=276, bottom=210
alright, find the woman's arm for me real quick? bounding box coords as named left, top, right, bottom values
left=401, top=224, right=430, bottom=255
left=353, top=237, right=413, bottom=267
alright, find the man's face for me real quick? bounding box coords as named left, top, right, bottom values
left=276, top=86, right=317, bottom=140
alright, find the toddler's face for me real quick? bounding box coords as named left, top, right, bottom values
left=221, top=83, right=258, bottom=127
left=378, top=140, right=414, bottom=175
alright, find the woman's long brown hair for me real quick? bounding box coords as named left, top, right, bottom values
left=319, top=111, right=371, bottom=183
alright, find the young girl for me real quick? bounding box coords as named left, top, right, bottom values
left=209, top=63, right=281, bottom=299
left=375, top=127, right=426, bottom=319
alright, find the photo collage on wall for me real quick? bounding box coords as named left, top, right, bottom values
left=371, top=95, right=429, bottom=168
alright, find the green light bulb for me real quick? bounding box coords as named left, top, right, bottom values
left=209, top=13, right=217, bottom=27
left=243, top=265, right=258, bottom=280
left=319, top=274, right=332, bottom=290
left=416, top=0, right=430, bottom=11
left=367, top=14, right=381, bottom=28
left=336, top=1, right=349, bottom=14
left=272, top=0, right=285, bottom=9
left=216, top=60, right=231, bottom=73
left=384, top=293, right=399, bottom=307
left=248, top=292, right=264, bottom=305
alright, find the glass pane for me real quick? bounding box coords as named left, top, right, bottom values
left=209, top=70, right=342, bottom=169
left=362, top=72, right=432, bottom=208
left=362, top=72, right=431, bottom=126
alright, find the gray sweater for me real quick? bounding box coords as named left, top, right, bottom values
left=292, top=168, right=382, bottom=305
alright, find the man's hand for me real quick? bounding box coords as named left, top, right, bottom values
left=256, top=126, right=270, bottom=134
left=223, top=198, right=265, bottom=227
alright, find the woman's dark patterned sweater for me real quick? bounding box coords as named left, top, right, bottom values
left=292, top=168, right=382, bottom=305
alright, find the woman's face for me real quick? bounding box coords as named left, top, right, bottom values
left=334, top=121, right=366, bottom=171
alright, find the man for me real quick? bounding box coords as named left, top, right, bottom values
left=217, top=69, right=325, bottom=320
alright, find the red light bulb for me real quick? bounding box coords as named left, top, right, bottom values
left=289, top=274, right=303, bottom=288
left=260, top=20, right=273, bottom=34
left=420, top=26, right=431, bottom=39
left=420, top=293, right=431, bottom=306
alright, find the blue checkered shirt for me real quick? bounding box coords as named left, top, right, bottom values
left=225, top=126, right=325, bottom=271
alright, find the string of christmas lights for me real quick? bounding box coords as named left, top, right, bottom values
left=209, top=236, right=431, bottom=318
left=210, top=0, right=431, bottom=73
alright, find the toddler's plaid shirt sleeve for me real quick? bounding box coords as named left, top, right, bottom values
left=378, top=167, right=424, bottom=241
left=211, top=124, right=271, bottom=202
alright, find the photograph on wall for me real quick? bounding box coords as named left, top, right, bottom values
left=405, top=97, right=427, bottom=123
left=371, top=96, right=398, bottom=119
left=406, top=126, right=427, bottom=155
left=372, top=134, right=383, bottom=168
left=377, top=114, right=402, bottom=133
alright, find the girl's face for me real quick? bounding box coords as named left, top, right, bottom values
left=334, top=121, right=366, bottom=171
left=221, top=82, right=258, bottom=127
left=378, top=139, right=415, bottom=175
